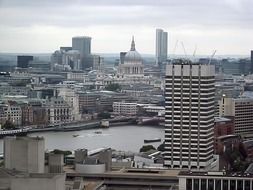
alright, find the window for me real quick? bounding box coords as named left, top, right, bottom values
left=201, top=178, right=207, bottom=190
left=208, top=179, right=214, bottom=190
left=230, top=180, right=236, bottom=190
left=186, top=179, right=192, bottom=190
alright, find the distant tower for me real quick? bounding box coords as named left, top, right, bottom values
left=156, top=29, right=168, bottom=66
left=72, top=36, right=91, bottom=57
left=164, top=61, right=215, bottom=170
left=251, top=50, right=253, bottom=74
left=17, top=55, right=33, bottom=68
left=72, top=36, right=92, bottom=69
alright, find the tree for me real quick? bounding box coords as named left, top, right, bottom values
left=2, top=120, right=15, bottom=130
left=139, top=145, right=156, bottom=153
left=157, top=142, right=165, bottom=152
left=51, top=149, right=72, bottom=156
left=97, top=112, right=111, bottom=119
left=105, top=83, right=121, bottom=92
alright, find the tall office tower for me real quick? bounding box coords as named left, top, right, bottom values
left=251, top=50, right=253, bottom=74
left=72, top=36, right=92, bottom=69
left=164, top=61, right=215, bottom=170
left=17, top=55, right=33, bottom=68
left=72, top=36, right=91, bottom=57
left=156, top=29, right=168, bottom=66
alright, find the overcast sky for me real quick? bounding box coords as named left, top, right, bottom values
left=0, top=0, right=252, bottom=55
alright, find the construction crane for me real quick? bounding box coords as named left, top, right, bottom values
left=193, top=45, right=198, bottom=57
left=208, top=50, right=217, bottom=65
left=181, top=41, right=187, bottom=58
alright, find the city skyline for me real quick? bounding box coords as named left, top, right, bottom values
left=0, top=0, right=253, bottom=55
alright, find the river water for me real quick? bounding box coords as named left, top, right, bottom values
left=0, top=125, right=164, bottom=153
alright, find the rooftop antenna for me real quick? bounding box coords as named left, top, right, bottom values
left=208, top=50, right=217, bottom=65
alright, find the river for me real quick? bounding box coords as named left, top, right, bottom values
left=0, top=125, right=164, bottom=153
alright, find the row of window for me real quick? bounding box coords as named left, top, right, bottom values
left=186, top=178, right=252, bottom=190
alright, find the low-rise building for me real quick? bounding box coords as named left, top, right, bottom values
left=0, top=102, right=22, bottom=126
left=0, top=169, right=66, bottom=190
left=219, top=96, right=253, bottom=135
left=214, top=117, right=235, bottom=154
left=21, top=100, right=47, bottom=126
left=113, top=102, right=137, bottom=116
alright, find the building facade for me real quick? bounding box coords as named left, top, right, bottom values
left=113, top=102, right=137, bottom=116
left=62, top=50, right=81, bottom=70
left=165, top=61, right=215, bottom=170
left=251, top=50, right=253, bottom=74
left=42, top=97, right=72, bottom=124
left=0, top=102, right=22, bottom=126
left=219, top=97, right=253, bottom=135
left=156, top=29, right=168, bottom=65
left=4, top=136, right=45, bottom=173
left=178, top=171, right=253, bottom=190
left=72, top=36, right=91, bottom=57
left=17, top=55, right=33, bottom=68
left=117, top=37, right=144, bottom=77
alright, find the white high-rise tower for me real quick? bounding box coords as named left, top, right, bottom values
left=156, top=29, right=168, bottom=66
left=164, top=61, right=215, bottom=170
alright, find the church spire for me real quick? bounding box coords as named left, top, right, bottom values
left=130, top=36, right=135, bottom=51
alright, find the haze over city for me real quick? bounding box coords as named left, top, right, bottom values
left=0, top=0, right=253, bottom=55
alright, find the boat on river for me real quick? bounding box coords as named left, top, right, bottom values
left=94, top=130, right=102, bottom=134
left=144, top=138, right=161, bottom=143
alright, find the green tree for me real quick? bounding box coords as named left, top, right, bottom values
left=139, top=145, right=156, bottom=153
left=105, top=83, right=121, bottom=92
left=51, top=149, right=72, bottom=156
left=97, top=112, right=111, bottom=119
left=157, top=142, right=165, bottom=152
left=2, top=120, right=15, bottom=130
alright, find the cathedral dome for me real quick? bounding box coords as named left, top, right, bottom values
left=124, top=37, right=142, bottom=64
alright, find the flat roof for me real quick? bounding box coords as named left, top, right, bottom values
left=179, top=171, right=253, bottom=178
left=214, top=117, right=231, bottom=122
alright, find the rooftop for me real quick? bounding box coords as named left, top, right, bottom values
left=214, top=117, right=231, bottom=123
left=179, top=171, right=253, bottom=178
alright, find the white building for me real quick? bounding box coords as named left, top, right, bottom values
left=58, top=87, right=81, bottom=121
left=113, top=102, right=137, bottom=116
left=141, top=105, right=165, bottom=116
left=156, top=29, right=168, bottom=65
left=165, top=61, right=215, bottom=170
left=66, top=72, right=88, bottom=82
left=42, top=97, right=72, bottom=124
left=4, top=136, right=45, bottom=173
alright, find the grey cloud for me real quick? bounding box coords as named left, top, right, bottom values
left=0, top=0, right=252, bottom=29
left=0, top=0, right=253, bottom=54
